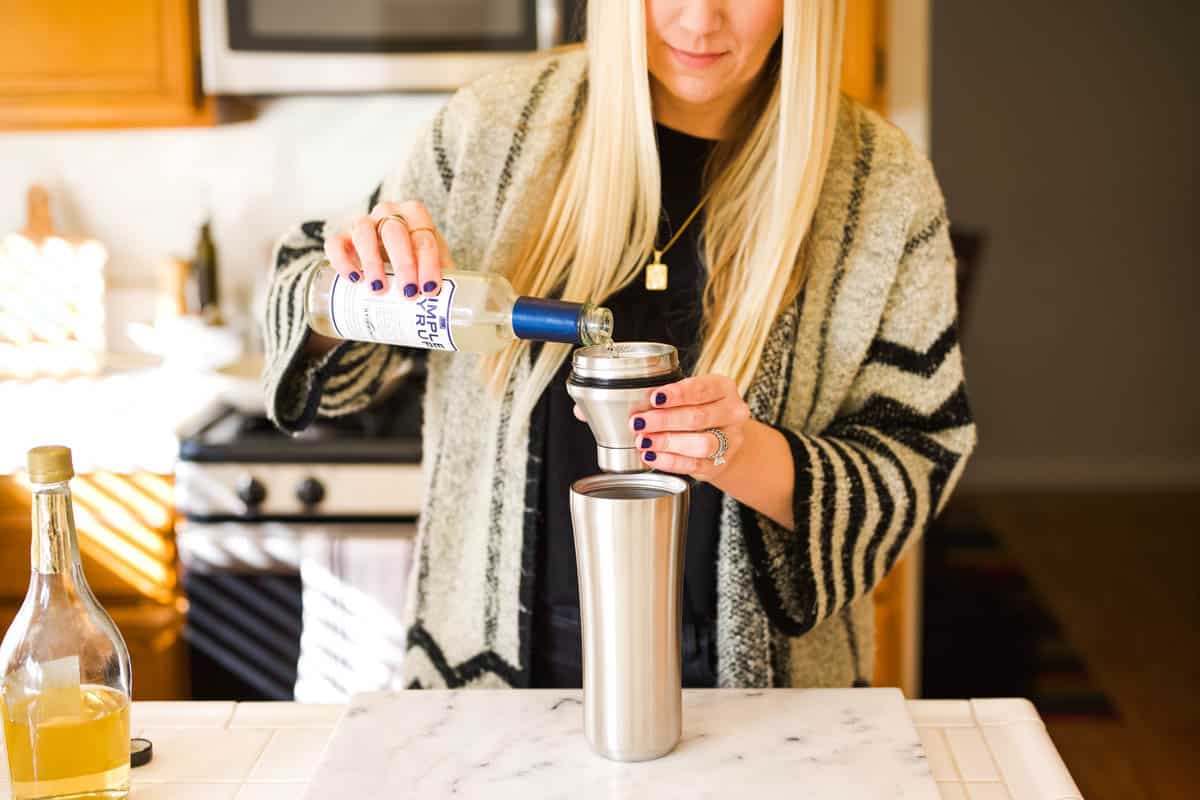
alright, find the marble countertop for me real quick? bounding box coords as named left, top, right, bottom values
left=0, top=693, right=1081, bottom=800
left=310, top=688, right=937, bottom=799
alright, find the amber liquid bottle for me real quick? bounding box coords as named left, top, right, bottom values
left=0, top=446, right=132, bottom=799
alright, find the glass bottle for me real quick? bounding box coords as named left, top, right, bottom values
left=307, top=264, right=614, bottom=353
left=0, top=446, right=132, bottom=800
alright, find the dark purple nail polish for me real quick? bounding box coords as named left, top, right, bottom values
left=644, top=451, right=657, bottom=462
left=641, top=437, right=652, bottom=449
left=633, top=417, right=646, bottom=431
left=654, top=392, right=667, bottom=406
left=370, top=279, right=384, bottom=292
left=404, top=283, right=418, bottom=298
left=423, top=281, right=437, bottom=293
left=348, top=271, right=361, bottom=283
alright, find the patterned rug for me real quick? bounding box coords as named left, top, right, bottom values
left=921, top=503, right=1117, bottom=717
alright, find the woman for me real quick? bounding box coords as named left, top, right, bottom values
left=263, top=0, right=976, bottom=690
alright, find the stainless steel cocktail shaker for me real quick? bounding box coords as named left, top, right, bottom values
left=567, top=342, right=683, bottom=473
left=566, top=343, right=690, bottom=761
left=570, top=472, right=689, bottom=761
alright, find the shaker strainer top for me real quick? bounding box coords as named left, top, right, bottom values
left=569, top=342, right=681, bottom=385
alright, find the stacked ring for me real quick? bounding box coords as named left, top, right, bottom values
left=706, top=428, right=729, bottom=466
left=375, top=214, right=410, bottom=239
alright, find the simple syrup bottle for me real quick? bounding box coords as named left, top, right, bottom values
left=306, top=263, right=613, bottom=352
left=0, top=446, right=133, bottom=800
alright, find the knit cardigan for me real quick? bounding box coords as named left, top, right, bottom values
left=263, top=49, right=976, bottom=689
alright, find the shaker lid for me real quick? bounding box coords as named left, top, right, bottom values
left=27, top=445, right=74, bottom=483
left=570, top=342, right=680, bottom=382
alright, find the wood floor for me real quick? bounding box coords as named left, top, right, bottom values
left=965, top=491, right=1200, bottom=800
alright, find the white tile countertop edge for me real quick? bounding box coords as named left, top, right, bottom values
left=0, top=696, right=1081, bottom=800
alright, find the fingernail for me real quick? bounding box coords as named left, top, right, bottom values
left=370, top=279, right=384, bottom=292
left=641, top=437, right=652, bottom=449
left=633, top=417, right=646, bottom=431
left=644, top=451, right=657, bottom=462
left=654, top=392, right=667, bottom=406
left=404, top=283, right=418, bottom=298
left=348, top=272, right=361, bottom=283
left=423, top=281, right=437, bottom=293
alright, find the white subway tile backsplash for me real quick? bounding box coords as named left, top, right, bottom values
left=0, top=95, right=446, bottom=301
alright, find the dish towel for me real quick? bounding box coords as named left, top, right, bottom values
left=295, top=528, right=415, bottom=702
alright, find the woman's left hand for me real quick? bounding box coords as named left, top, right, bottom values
left=577, top=375, right=751, bottom=480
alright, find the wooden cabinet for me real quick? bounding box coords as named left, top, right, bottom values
left=840, top=0, right=923, bottom=698
left=0, top=602, right=188, bottom=702
left=2, top=0, right=884, bottom=129
left=872, top=549, right=921, bottom=695
left=842, top=0, right=887, bottom=110
left=0, top=0, right=214, bottom=129
left=0, top=474, right=188, bottom=700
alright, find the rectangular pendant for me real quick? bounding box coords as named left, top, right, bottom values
left=645, top=261, right=668, bottom=291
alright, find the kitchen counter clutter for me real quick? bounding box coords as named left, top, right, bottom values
left=0, top=691, right=1081, bottom=800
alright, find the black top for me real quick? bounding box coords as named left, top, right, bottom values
left=530, top=123, right=721, bottom=688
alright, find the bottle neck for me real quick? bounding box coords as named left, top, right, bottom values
left=30, top=481, right=83, bottom=577
left=512, top=297, right=614, bottom=346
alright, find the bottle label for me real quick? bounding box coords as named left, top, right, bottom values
left=328, top=274, right=458, bottom=351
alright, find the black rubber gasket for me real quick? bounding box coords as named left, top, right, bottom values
left=567, top=369, right=684, bottom=390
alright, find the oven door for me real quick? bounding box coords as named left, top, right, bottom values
left=180, top=519, right=416, bottom=701
left=201, top=0, right=569, bottom=93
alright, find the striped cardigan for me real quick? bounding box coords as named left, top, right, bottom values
left=263, top=48, right=976, bottom=689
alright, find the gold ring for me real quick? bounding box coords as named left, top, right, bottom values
left=375, top=214, right=410, bottom=239
left=407, top=226, right=437, bottom=238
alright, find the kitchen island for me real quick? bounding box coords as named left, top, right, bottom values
left=0, top=691, right=1080, bottom=799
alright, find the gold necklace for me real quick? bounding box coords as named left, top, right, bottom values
left=645, top=192, right=709, bottom=291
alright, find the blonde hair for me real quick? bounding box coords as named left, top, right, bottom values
left=493, top=0, right=846, bottom=418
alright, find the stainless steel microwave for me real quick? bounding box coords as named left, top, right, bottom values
left=200, top=0, right=570, bottom=94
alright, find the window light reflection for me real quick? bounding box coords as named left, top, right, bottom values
left=295, top=559, right=409, bottom=702
left=14, top=470, right=177, bottom=604
left=88, top=471, right=172, bottom=530
left=0, top=232, right=107, bottom=378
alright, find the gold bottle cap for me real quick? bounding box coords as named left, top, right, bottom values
left=27, top=445, right=74, bottom=483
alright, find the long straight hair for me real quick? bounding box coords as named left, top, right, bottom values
left=491, top=0, right=846, bottom=419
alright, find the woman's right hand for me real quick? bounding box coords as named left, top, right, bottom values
left=323, top=200, right=451, bottom=299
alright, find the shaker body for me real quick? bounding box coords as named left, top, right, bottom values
left=570, top=472, right=689, bottom=761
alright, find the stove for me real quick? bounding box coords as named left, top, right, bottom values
left=177, top=384, right=423, bottom=521
left=175, top=372, right=425, bottom=702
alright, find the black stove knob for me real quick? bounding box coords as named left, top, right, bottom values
left=296, top=477, right=325, bottom=507
left=236, top=475, right=267, bottom=509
